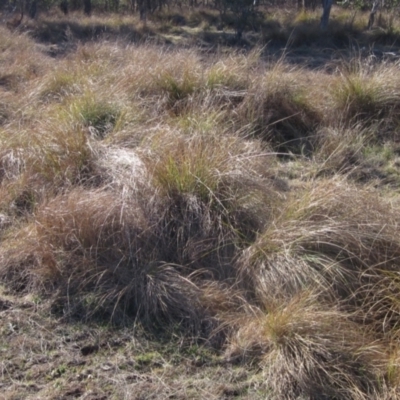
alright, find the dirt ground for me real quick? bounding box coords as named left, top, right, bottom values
left=0, top=286, right=269, bottom=400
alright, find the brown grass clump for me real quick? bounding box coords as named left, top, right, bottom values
left=330, top=59, right=400, bottom=138
left=312, top=123, right=369, bottom=177
left=0, top=188, right=210, bottom=332
left=140, top=132, right=280, bottom=274
left=237, top=62, right=320, bottom=153
left=0, top=28, right=46, bottom=84
left=0, top=123, right=98, bottom=216
left=0, top=131, right=282, bottom=335
left=226, top=293, right=384, bottom=400
left=237, top=178, right=400, bottom=336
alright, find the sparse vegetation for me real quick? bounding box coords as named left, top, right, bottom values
left=3, top=5, right=400, bottom=399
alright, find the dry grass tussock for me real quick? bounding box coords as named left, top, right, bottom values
left=0, top=123, right=98, bottom=215
left=312, top=124, right=367, bottom=176
left=3, top=22, right=400, bottom=397
left=238, top=178, right=400, bottom=330
left=0, top=132, right=280, bottom=334
left=237, top=61, right=321, bottom=153
left=226, top=292, right=385, bottom=399
left=0, top=27, right=49, bottom=91
left=330, top=59, right=400, bottom=138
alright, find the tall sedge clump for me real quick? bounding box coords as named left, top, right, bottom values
left=331, top=61, right=400, bottom=136
left=237, top=63, right=320, bottom=154
left=225, top=293, right=384, bottom=399
left=157, top=69, right=201, bottom=113
left=0, top=188, right=209, bottom=333
left=0, top=123, right=98, bottom=216
left=312, top=124, right=368, bottom=176
left=139, top=132, right=281, bottom=281
left=164, top=50, right=259, bottom=136
left=237, top=178, right=400, bottom=335
left=67, top=93, right=122, bottom=139
left=125, top=48, right=204, bottom=118
left=0, top=28, right=50, bottom=93
left=205, top=49, right=259, bottom=93
left=0, top=132, right=283, bottom=336
left=39, top=69, right=83, bottom=101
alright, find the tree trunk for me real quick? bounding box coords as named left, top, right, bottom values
left=27, top=0, right=37, bottom=19
left=70, top=0, right=79, bottom=11
left=320, top=0, right=332, bottom=30
left=60, top=0, right=69, bottom=15
left=368, top=0, right=379, bottom=30
left=84, top=0, right=91, bottom=15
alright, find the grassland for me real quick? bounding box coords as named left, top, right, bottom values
left=2, top=6, right=400, bottom=399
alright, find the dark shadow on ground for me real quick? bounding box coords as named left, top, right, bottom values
left=29, top=20, right=151, bottom=44
left=18, top=14, right=400, bottom=67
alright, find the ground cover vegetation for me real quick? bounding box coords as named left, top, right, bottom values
left=3, top=3, right=400, bottom=399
